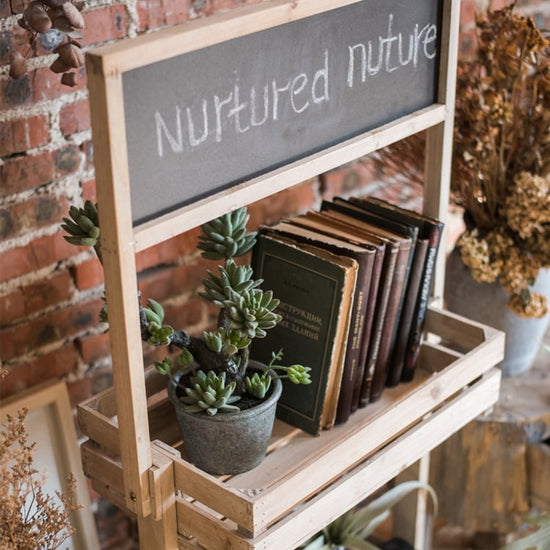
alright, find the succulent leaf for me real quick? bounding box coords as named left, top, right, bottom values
left=198, top=207, right=257, bottom=260
left=179, top=370, right=240, bottom=415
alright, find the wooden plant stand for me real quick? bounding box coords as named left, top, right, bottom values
left=79, top=306, right=504, bottom=549
left=80, top=0, right=505, bottom=547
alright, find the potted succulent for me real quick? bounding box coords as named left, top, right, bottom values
left=374, top=4, right=550, bottom=375
left=62, top=203, right=311, bottom=475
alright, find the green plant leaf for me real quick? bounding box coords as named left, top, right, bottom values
left=498, top=515, right=550, bottom=550
left=349, top=481, right=437, bottom=538
left=342, top=534, right=380, bottom=550
left=300, top=534, right=331, bottom=550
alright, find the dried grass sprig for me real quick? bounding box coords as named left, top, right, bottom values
left=0, top=409, right=82, bottom=550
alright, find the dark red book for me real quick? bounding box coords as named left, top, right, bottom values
left=348, top=196, right=444, bottom=383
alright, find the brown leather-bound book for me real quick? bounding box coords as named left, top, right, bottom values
left=260, top=219, right=376, bottom=424
left=348, top=196, right=444, bottom=383
left=321, top=200, right=417, bottom=403
left=291, top=211, right=397, bottom=408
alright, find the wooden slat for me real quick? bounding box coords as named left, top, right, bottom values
left=176, top=499, right=252, bottom=550
left=81, top=441, right=126, bottom=495
left=170, top=456, right=255, bottom=530
left=133, top=104, right=446, bottom=251
left=78, top=404, right=120, bottom=455
left=140, top=448, right=179, bottom=549
left=423, top=0, right=461, bottom=299
left=243, top=341, right=503, bottom=535
left=424, top=306, right=495, bottom=350
left=88, top=0, right=365, bottom=74
left=417, top=342, right=462, bottom=373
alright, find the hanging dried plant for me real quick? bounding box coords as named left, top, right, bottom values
left=9, top=0, right=85, bottom=87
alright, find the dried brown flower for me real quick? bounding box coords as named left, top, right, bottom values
left=374, top=4, right=550, bottom=318
left=8, top=1, right=85, bottom=86
left=0, top=409, right=82, bottom=549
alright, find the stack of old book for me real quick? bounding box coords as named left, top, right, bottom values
left=251, top=196, right=444, bottom=436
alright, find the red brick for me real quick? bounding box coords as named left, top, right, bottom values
left=0, top=297, right=103, bottom=361
left=163, top=296, right=204, bottom=332
left=0, top=232, right=78, bottom=283
left=369, top=179, right=424, bottom=211
left=77, top=332, right=111, bottom=364
left=459, top=0, right=475, bottom=22
left=213, top=0, right=262, bottom=10
left=136, top=0, right=191, bottom=31
left=0, top=150, right=56, bottom=196
left=31, top=65, right=87, bottom=102
left=0, top=344, right=79, bottom=400
left=66, top=376, right=93, bottom=407
left=135, top=229, right=200, bottom=272
left=249, top=180, right=319, bottom=228
left=80, top=5, right=129, bottom=47
left=0, top=194, right=69, bottom=240
left=0, top=270, right=73, bottom=326
left=2, top=25, right=42, bottom=65
left=321, top=162, right=379, bottom=201
left=138, top=261, right=208, bottom=304
left=82, top=179, right=97, bottom=203
left=81, top=139, right=94, bottom=170
left=1, top=145, right=85, bottom=196
left=0, top=114, right=49, bottom=156
left=59, top=99, right=91, bottom=136
left=71, top=257, right=104, bottom=290
left=1, top=65, right=87, bottom=107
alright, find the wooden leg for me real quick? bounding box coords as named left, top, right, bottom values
left=138, top=513, right=178, bottom=549
left=137, top=446, right=179, bottom=549
left=392, top=453, right=433, bottom=550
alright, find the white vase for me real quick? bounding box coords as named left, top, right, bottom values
left=444, top=248, right=550, bottom=377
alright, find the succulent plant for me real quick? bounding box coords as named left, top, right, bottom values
left=61, top=201, right=102, bottom=261
left=178, top=370, right=241, bottom=416
left=244, top=350, right=312, bottom=399
left=199, top=259, right=261, bottom=305
left=62, top=204, right=311, bottom=415
left=197, top=208, right=257, bottom=260
left=223, top=287, right=282, bottom=339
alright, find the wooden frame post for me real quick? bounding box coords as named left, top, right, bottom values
left=86, top=53, right=152, bottom=517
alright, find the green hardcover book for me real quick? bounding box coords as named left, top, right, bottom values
left=251, top=233, right=358, bottom=435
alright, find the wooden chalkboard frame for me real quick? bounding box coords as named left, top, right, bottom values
left=85, top=0, right=459, bottom=536
left=87, top=0, right=446, bottom=252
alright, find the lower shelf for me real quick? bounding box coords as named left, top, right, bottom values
left=78, top=306, right=504, bottom=549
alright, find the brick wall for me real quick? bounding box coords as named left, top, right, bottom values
left=1, top=0, right=549, bottom=547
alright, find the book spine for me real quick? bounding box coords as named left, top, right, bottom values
left=401, top=227, right=442, bottom=382
left=350, top=247, right=384, bottom=412
left=368, top=241, right=411, bottom=402
left=335, top=251, right=374, bottom=424
left=358, top=244, right=398, bottom=407
left=386, top=238, right=428, bottom=386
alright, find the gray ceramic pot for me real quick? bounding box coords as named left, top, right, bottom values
left=168, top=362, right=282, bottom=475
left=445, top=248, right=550, bottom=377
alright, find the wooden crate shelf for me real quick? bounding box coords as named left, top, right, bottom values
left=79, top=306, right=504, bottom=549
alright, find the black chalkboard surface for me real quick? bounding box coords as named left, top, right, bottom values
left=123, top=0, right=441, bottom=225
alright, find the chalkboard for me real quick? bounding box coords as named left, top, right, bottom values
left=123, top=0, right=442, bottom=225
